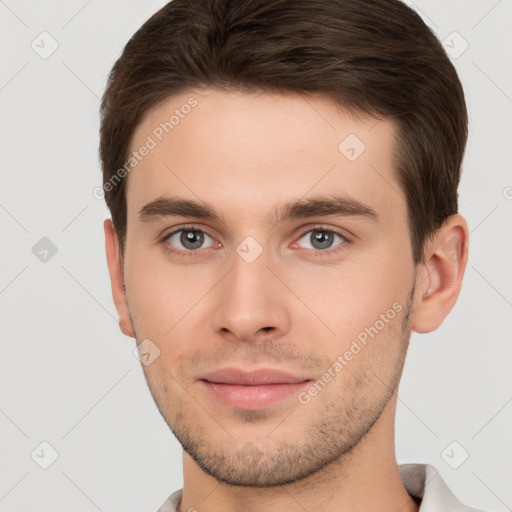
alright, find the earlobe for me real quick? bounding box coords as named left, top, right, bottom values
left=104, top=219, right=135, bottom=338
left=411, top=214, right=469, bottom=334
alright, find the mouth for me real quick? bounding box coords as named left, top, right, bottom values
left=198, top=368, right=312, bottom=410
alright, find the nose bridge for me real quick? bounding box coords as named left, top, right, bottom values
left=212, top=242, right=290, bottom=341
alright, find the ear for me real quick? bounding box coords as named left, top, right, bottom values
left=104, top=219, right=135, bottom=338
left=410, top=214, right=469, bottom=333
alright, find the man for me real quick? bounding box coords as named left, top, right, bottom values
left=100, top=0, right=483, bottom=510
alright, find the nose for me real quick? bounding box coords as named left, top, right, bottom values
left=212, top=247, right=291, bottom=344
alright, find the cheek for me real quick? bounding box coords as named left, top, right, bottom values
left=124, top=251, right=217, bottom=340
left=283, top=263, right=412, bottom=389
left=288, top=257, right=409, bottom=339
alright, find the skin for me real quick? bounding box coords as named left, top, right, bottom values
left=104, top=88, right=469, bottom=512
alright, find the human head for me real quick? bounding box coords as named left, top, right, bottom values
left=101, top=0, right=469, bottom=488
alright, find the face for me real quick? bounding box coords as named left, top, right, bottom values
left=120, top=88, right=417, bottom=486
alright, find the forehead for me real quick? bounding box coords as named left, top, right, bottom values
left=125, top=88, right=404, bottom=223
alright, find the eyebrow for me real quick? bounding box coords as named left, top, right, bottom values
left=138, top=194, right=378, bottom=225
left=275, top=195, right=378, bottom=224
left=139, top=197, right=218, bottom=222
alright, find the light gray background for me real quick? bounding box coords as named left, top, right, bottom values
left=1, top=1, right=511, bottom=511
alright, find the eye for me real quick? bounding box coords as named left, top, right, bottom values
left=295, top=228, right=346, bottom=251
left=165, top=229, right=216, bottom=251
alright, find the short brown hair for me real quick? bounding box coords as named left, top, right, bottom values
left=99, top=0, right=468, bottom=265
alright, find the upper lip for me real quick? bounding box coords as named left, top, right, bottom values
left=199, top=368, right=310, bottom=385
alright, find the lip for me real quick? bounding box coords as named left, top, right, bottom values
left=198, top=368, right=311, bottom=410
left=200, top=368, right=309, bottom=385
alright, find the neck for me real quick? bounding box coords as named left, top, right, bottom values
left=178, top=398, right=419, bottom=512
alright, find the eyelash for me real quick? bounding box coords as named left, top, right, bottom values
left=159, top=224, right=351, bottom=258
left=293, top=225, right=351, bottom=257
left=159, top=224, right=217, bottom=259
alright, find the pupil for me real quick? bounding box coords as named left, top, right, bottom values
left=181, top=230, right=204, bottom=249
left=311, top=230, right=333, bottom=250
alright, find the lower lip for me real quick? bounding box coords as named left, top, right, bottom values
left=200, top=380, right=310, bottom=409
